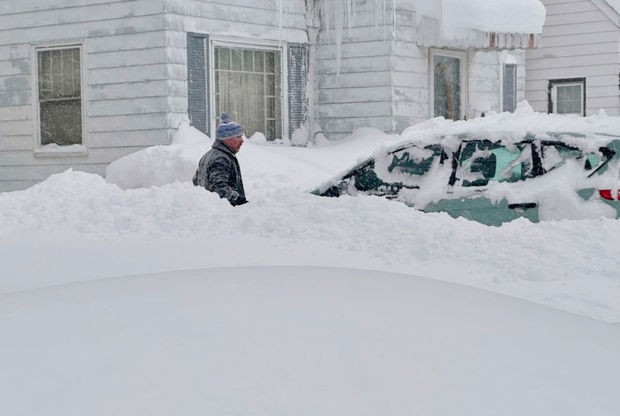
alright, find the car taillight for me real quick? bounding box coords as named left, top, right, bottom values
left=599, top=189, right=619, bottom=200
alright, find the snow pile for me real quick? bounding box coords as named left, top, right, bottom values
left=2, top=108, right=620, bottom=323
left=2, top=267, right=619, bottom=416
left=402, top=101, right=620, bottom=146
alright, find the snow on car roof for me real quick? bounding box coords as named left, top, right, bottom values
left=399, top=102, right=620, bottom=152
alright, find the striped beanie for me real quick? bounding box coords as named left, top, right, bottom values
left=215, top=113, right=244, bottom=140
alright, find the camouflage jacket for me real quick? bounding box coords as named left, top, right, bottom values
left=192, top=140, right=247, bottom=206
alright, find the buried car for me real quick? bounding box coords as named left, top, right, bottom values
left=313, top=133, right=620, bottom=226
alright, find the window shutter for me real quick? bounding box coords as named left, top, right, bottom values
left=503, top=64, right=517, bottom=113
left=187, top=32, right=210, bottom=136
left=287, top=43, right=308, bottom=135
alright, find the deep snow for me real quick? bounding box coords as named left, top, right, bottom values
left=2, top=106, right=620, bottom=415
left=1, top=267, right=619, bottom=416
left=1, top=107, right=619, bottom=323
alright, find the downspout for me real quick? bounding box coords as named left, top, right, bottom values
left=305, top=0, right=320, bottom=144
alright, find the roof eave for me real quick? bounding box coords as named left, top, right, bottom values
left=416, top=29, right=542, bottom=50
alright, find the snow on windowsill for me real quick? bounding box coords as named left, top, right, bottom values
left=34, top=144, right=88, bottom=158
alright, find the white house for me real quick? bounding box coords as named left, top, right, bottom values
left=0, top=0, right=545, bottom=192
left=526, top=0, right=620, bottom=116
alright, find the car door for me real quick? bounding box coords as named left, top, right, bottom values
left=423, top=140, right=539, bottom=226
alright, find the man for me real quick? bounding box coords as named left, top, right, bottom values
left=192, top=113, right=247, bottom=206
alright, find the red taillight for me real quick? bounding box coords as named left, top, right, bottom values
left=599, top=189, right=619, bottom=200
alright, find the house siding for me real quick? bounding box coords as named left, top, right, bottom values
left=526, top=0, right=620, bottom=115
left=313, top=3, right=396, bottom=140
left=392, top=3, right=430, bottom=132
left=0, top=0, right=170, bottom=191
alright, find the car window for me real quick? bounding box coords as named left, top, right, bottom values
left=387, top=144, right=447, bottom=177
left=351, top=163, right=384, bottom=191
left=540, top=142, right=583, bottom=172
left=456, top=141, right=533, bottom=187
left=585, top=146, right=617, bottom=176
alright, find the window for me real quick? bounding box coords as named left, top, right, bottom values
left=455, top=141, right=534, bottom=187
left=548, top=78, right=585, bottom=116
left=431, top=50, right=466, bottom=121
left=503, top=64, right=517, bottom=113
left=214, top=45, right=282, bottom=140
left=37, top=46, right=83, bottom=146
left=188, top=34, right=306, bottom=140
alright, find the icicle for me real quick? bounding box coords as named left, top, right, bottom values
left=318, top=0, right=394, bottom=74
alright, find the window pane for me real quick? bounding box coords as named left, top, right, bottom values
left=265, top=51, right=275, bottom=73
left=230, top=49, right=242, bottom=71
left=556, top=85, right=582, bottom=114
left=433, top=55, right=461, bottom=120
left=266, top=74, right=275, bottom=95
left=37, top=47, right=82, bottom=146
left=266, top=119, right=276, bottom=140
left=219, top=48, right=230, bottom=70
left=254, top=50, right=264, bottom=72
left=40, top=100, right=82, bottom=145
left=243, top=50, right=253, bottom=72
left=266, top=97, right=275, bottom=118
left=503, top=64, right=517, bottom=113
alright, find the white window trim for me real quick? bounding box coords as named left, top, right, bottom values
left=208, top=36, right=289, bottom=140
left=32, top=43, right=87, bottom=156
left=429, top=48, right=468, bottom=120
left=551, top=82, right=585, bottom=116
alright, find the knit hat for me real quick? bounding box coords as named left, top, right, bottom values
left=215, top=113, right=244, bottom=140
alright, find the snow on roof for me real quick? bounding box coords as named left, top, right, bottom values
left=413, top=0, right=546, bottom=49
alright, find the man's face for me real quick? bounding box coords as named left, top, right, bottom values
left=224, top=136, right=244, bottom=153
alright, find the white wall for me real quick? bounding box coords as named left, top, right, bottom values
left=312, top=2, right=396, bottom=140
left=0, top=0, right=171, bottom=191
left=526, top=0, right=620, bottom=116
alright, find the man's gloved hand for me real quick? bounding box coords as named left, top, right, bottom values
left=228, top=191, right=248, bottom=206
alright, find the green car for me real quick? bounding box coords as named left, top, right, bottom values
left=314, top=135, right=620, bottom=226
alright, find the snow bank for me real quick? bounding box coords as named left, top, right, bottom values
left=2, top=108, right=620, bottom=323
left=2, top=267, right=619, bottom=416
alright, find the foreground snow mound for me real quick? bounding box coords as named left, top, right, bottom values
left=1, top=267, right=618, bottom=416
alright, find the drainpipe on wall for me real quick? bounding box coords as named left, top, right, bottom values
left=305, top=0, right=320, bottom=144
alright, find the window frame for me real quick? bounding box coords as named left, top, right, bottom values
left=548, top=78, right=586, bottom=116
left=208, top=37, right=289, bottom=140
left=32, top=43, right=87, bottom=155
left=429, top=48, right=468, bottom=121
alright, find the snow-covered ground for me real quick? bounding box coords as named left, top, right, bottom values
left=2, top=108, right=619, bottom=322
left=2, top=266, right=619, bottom=416
left=1, top=108, right=620, bottom=414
